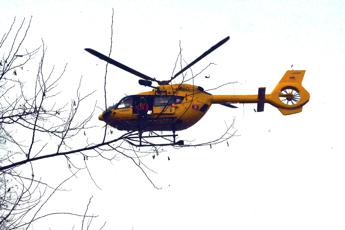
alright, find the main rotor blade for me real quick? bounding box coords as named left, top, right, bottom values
left=85, top=48, right=157, bottom=82
left=170, top=36, right=230, bottom=82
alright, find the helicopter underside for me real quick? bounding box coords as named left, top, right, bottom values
left=106, top=117, right=188, bottom=132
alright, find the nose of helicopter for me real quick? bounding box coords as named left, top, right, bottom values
left=99, top=109, right=112, bottom=121
left=98, top=113, right=104, bottom=121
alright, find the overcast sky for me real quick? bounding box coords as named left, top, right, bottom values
left=1, top=0, right=345, bottom=229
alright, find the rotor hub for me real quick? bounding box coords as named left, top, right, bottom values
left=279, top=87, right=301, bottom=105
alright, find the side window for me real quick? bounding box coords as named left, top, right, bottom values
left=153, top=96, right=184, bottom=106
left=154, top=96, right=171, bottom=106
left=116, top=97, right=133, bottom=109
left=174, top=96, right=183, bottom=104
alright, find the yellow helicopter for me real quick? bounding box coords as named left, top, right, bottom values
left=85, top=36, right=310, bottom=146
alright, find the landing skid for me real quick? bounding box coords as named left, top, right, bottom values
left=124, top=131, right=184, bottom=147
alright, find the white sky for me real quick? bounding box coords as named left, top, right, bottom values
left=1, top=0, right=345, bottom=229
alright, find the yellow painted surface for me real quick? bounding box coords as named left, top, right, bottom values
left=99, top=70, right=310, bottom=131
left=211, top=70, right=310, bottom=115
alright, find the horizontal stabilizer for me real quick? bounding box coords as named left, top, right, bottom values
left=220, top=102, right=238, bottom=108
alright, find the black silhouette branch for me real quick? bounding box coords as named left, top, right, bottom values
left=0, top=16, right=142, bottom=229
left=102, top=8, right=115, bottom=143
left=1, top=14, right=237, bottom=230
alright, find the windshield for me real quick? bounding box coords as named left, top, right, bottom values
left=116, top=96, right=133, bottom=109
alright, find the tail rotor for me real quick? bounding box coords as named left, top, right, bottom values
left=266, top=70, right=310, bottom=115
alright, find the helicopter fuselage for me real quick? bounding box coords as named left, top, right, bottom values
left=99, top=70, right=310, bottom=132
left=99, top=84, right=212, bottom=131
left=86, top=37, right=309, bottom=138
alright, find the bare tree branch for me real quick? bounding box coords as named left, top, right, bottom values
left=102, top=8, right=115, bottom=143
left=1, top=13, right=237, bottom=229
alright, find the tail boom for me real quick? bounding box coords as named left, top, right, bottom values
left=211, top=70, right=310, bottom=115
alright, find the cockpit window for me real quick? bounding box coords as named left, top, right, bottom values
left=116, top=96, right=133, bottom=109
